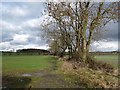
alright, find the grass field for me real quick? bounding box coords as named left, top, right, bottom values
left=2, top=55, right=119, bottom=88
left=2, top=54, right=118, bottom=74
left=0, top=55, right=2, bottom=74
left=2, top=55, right=70, bottom=88
left=2, top=55, right=56, bottom=75
left=94, top=55, right=118, bottom=68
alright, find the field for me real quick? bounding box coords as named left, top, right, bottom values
left=2, top=55, right=72, bottom=88
left=2, top=54, right=119, bottom=88
left=94, top=55, right=118, bottom=68
left=3, top=55, right=118, bottom=74
left=3, top=55, right=56, bottom=74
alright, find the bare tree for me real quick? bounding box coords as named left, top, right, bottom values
left=42, top=2, right=118, bottom=61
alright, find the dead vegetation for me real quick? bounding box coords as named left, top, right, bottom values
left=60, top=58, right=119, bottom=88
left=61, top=55, right=116, bottom=74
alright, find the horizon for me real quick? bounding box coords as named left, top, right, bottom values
left=0, top=48, right=119, bottom=53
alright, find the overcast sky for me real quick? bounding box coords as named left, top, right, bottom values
left=0, top=2, right=119, bottom=52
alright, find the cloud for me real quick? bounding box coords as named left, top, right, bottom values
left=23, top=44, right=49, bottom=50
left=10, top=7, right=28, bottom=16
left=101, top=21, right=118, bottom=41
left=91, top=41, right=118, bottom=52
left=0, top=2, right=49, bottom=51
left=0, top=42, right=11, bottom=50
left=2, top=4, right=29, bottom=17
left=22, top=18, right=41, bottom=28
left=1, top=17, right=41, bottom=32
left=13, top=34, right=29, bottom=43
left=0, top=41, right=49, bottom=51
left=0, top=20, right=22, bottom=32
left=1, top=0, right=119, bottom=2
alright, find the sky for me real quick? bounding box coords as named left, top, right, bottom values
left=0, top=2, right=119, bottom=52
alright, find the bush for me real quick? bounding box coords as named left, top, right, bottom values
left=69, top=54, right=114, bottom=73
left=85, top=57, right=114, bottom=73
left=61, top=62, right=119, bottom=88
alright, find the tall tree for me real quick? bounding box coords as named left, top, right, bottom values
left=42, top=2, right=118, bottom=61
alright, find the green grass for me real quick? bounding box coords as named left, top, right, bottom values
left=2, top=55, right=119, bottom=88
left=2, top=54, right=118, bottom=74
left=0, top=55, right=2, bottom=74
left=3, top=55, right=57, bottom=74
left=94, top=55, right=118, bottom=68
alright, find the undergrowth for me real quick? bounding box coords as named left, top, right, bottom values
left=59, top=56, right=119, bottom=88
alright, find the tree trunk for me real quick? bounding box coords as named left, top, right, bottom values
left=81, top=8, right=88, bottom=61
left=82, top=38, right=87, bottom=61
left=82, top=20, right=87, bottom=61
left=86, top=30, right=93, bottom=54
left=75, top=30, right=81, bottom=60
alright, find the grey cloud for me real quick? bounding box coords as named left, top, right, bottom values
left=101, top=22, right=118, bottom=41
left=2, top=33, right=13, bottom=42
left=2, top=2, right=44, bottom=23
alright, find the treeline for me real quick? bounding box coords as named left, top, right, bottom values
left=2, top=48, right=50, bottom=55
left=90, top=51, right=119, bottom=55
left=1, top=49, right=119, bottom=56
left=17, top=48, right=50, bottom=54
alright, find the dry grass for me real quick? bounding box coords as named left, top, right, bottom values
left=60, top=61, right=119, bottom=88
left=61, top=61, right=73, bottom=73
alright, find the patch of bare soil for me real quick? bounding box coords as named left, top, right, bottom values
left=2, top=75, right=31, bottom=89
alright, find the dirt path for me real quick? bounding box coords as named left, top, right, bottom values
left=28, top=60, right=79, bottom=88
